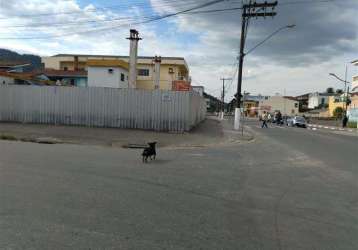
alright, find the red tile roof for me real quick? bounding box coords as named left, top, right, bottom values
left=40, top=69, right=87, bottom=77
left=0, top=61, right=30, bottom=67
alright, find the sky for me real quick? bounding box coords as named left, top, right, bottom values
left=0, top=0, right=357, bottom=101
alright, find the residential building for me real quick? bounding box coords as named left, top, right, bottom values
left=203, top=92, right=220, bottom=112
left=40, top=69, right=87, bottom=87
left=0, top=71, right=51, bottom=85
left=242, top=95, right=270, bottom=117
left=308, top=92, right=332, bottom=109
left=352, top=59, right=358, bottom=92
left=41, top=54, right=190, bottom=90
left=0, top=61, right=31, bottom=73
left=87, top=60, right=129, bottom=88
left=258, top=95, right=299, bottom=116
left=295, top=93, right=309, bottom=112
left=328, top=95, right=346, bottom=117
left=192, top=86, right=204, bottom=96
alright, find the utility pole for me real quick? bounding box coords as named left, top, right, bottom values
left=220, top=78, right=232, bottom=119
left=234, top=1, right=278, bottom=130
left=344, top=65, right=348, bottom=115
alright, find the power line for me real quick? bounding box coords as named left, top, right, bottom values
left=1, top=5, right=243, bottom=29
left=0, top=0, right=238, bottom=39
left=0, top=0, right=207, bottom=20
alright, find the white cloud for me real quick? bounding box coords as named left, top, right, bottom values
left=0, top=0, right=357, bottom=101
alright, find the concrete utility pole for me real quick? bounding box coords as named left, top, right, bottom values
left=127, top=29, right=142, bottom=88
left=220, top=77, right=232, bottom=119
left=234, top=1, right=278, bottom=130
left=153, top=56, right=162, bottom=89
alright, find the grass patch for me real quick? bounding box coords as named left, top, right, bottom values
left=347, top=121, right=357, bottom=128
left=0, top=134, right=18, bottom=141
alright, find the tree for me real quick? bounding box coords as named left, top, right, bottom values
left=333, top=107, right=344, bottom=119
left=336, top=89, right=343, bottom=94
left=326, top=87, right=334, bottom=94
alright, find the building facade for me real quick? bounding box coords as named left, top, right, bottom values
left=352, top=59, right=358, bottom=92
left=87, top=60, right=129, bottom=88
left=328, top=95, right=346, bottom=117
left=41, top=54, right=190, bottom=90
left=259, top=95, right=299, bottom=115
left=308, top=92, right=331, bottom=109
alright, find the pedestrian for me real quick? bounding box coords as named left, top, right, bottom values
left=342, top=115, right=348, bottom=128
left=267, top=113, right=272, bottom=123
left=276, top=111, right=282, bottom=126
left=261, top=111, right=268, bottom=128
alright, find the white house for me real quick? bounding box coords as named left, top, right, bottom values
left=87, top=59, right=129, bottom=88
left=308, top=92, right=331, bottom=109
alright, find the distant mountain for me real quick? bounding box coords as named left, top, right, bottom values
left=0, top=48, right=42, bottom=71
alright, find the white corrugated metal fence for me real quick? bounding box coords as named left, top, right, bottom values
left=0, top=85, right=206, bottom=132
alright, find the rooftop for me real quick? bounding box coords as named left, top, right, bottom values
left=87, top=59, right=129, bottom=69
left=41, top=69, right=87, bottom=77
left=0, top=61, right=30, bottom=68
left=52, top=54, right=185, bottom=61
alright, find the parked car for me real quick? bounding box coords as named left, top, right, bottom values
left=286, top=116, right=307, bottom=128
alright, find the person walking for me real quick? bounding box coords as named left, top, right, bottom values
left=261, top=111, right=268, bottom=128
left=276, top=111, right=283, bottom=126
left=342, top=115, right=348, bottom=128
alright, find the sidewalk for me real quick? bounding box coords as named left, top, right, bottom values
left=0, top=117, right=253, bottom=148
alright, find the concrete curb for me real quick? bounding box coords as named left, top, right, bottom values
left=307, top=124, right=357, bottom=133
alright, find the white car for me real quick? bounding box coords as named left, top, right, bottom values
left=286, top=116, right=307, bottom=128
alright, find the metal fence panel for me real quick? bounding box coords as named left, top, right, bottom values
left=0, top=85, right=206, bottom=132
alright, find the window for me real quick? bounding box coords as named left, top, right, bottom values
left=63, top=67, right=68, bottom=71
left=295, top=103, right=298, bottom=108
left=108, top=69, right=114, bottom=74
left=138, top=69, right=150, bottom=76
left=121, top=73, right=125, bottom=82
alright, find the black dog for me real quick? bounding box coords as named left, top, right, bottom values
left=142, top=142, right=157, bottom=163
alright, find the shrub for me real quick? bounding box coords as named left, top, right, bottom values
left=333, top=107, right=344, bottom=119
left=0, top=134, right=17, bottom=141
left=347, top=121, right=357, bottom=128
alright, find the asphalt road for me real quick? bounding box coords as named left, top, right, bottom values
left=0, top=121, right=357, bottom=249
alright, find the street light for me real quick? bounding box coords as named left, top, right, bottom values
left=244, top=24, right=296, bottom=56
left=234, top=24, right=296, bottom=130
left=329, top=66, right=351, bottom=116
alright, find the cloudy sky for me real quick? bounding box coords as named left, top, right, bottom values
left=0, top=0, right=357, bottom=100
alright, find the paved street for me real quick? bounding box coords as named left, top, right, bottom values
left=1, top=120, right=357, bottom=249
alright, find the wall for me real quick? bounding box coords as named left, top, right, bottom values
left=88, top=66, right=129, bottom=88
left=0, top=85, right=206, bottom=132
left=348, top=95, right=358, bottom=109
left=347, top=95, right=358, bottom=122
left=259, top=96, right=299, bottom=115
left=328, top=96, right=345, bottom=117
left=136, top=64, right=182, bottom=90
